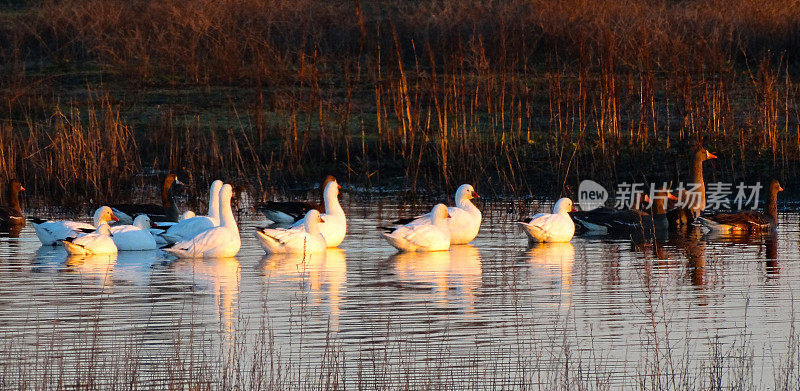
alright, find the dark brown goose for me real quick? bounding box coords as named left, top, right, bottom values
left=696, top=179, right=782, bottom=233
left=257, top=175, right=336, bottom=223
left=109, top=173, right=182, bottom=224
left=603, top=190, right=677, bottom=232
left=667, top=146, right=717, bottom=227
left=570, top=193, right=649, bottom=233
left=0, top=180, right=25, bottom=228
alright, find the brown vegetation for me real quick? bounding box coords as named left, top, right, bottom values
left=1, top=0, right=799, bottom=203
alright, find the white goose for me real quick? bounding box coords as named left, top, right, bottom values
left=394, top=184, right=481, bottom=244
left=108, top=215, right=158, bottom=251
left=162, top=184, right=240, bottom=258
left=518, top=198, right=576, bottom=243
left=62, top=223, right=118, bottom=255
left=160, top=180, right=223, bottom=242
left=32, top=206, right=119, bottom=246
left=287, top=180, right=346, bottom=247
left=255, top=209, right=328, bottom=254
left=382, top=204, right=451, bottom=252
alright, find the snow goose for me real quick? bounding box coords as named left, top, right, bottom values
left=391, top=184, right=481, bottom=244
left=667, top=146, right=717, bottom=227
left=255, top=209, right=328, bottom=254
left=31, top=206, right=119, bottom=245
left=518, top=198, right=575, bottom=243
left=110, top=173, right=182, bottom=224
left=382, top=204, right=452, bottom=252
left=696, top=179, right=782, bottom=233
left=159, top=180, right=223, bottom=242
left=108, top=214, right=158, bottom=251
left=162, top=184, right=240, bottom=258
left=286, top=180, right=346, bottom=247
left=0, top=180, right=25, bottom=228
left=62, top=223, right=118, bottom=255
left=257, top=175, right=336, bottom=223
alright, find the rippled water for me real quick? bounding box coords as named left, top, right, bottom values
left=1, top=200, right=800, bottom=389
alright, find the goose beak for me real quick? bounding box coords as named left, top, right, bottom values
left=668, top=193, right=679, bottom=201
left=707, top=152, right=718, bottom=159
left=472, top=191, right=480, bottom=199
left=643, top=194, right=651, bottom=204
left=779, top=186, right=784, bottom=192
left=337, top=184, right=342, bottom=190
left=446, top=212, right=452, bottom=219
left=319, top=215, right=326, bottom=223
left=19, top=186, right=25, bottom=191
left=111, top=214, right=120, bottom=222
left=174, top=177, right=183, bottom=185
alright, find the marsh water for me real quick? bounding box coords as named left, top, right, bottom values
left=2, top=197, right=800, bottom=389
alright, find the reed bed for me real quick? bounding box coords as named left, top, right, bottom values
left=1, top=0, right=800, bottom=203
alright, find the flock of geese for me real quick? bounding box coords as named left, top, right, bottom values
left=0, top=147, right=785, bottom=258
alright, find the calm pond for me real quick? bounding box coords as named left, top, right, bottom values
left=1, top=198, right=799, bottom=389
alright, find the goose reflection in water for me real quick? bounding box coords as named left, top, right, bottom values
left=64, top=253, right=118, bottom=286
left=525, top=242, right=575, bottom=294
left=113, top=250, right=166, bottom=286
left=171, top=257, right=241, bottom=335
left=260, top=249, right=347, bottom=326
left=388, top=244, right=482, bottom=312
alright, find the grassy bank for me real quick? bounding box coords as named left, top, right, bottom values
left=1, top=0, right=800, bottom=204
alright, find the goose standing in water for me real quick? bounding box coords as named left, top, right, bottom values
left=390, top=184, right=481, bottom=244
left=286, top=180, right=346, bottom=247
left=667, top=146, right=717, bottom=227
left=32, top=206, right=119, bottom=245
left=257, top=175, right=336, bottom=224
left=110, top=173, right=182, bottom=224
left=696, top=179, right=783, bottom=233
left=382, top=204, right=452, bottom=252
left=255, top=209, right=328, bottom=254
left=519, top=198, right=575, bottom=243
left=62, top=223, right=118, bottom=255
left=162, top=184, right=240, bottom=258
left=0, top=180, right=25, bottom=228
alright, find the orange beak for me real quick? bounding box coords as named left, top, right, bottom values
left=643, top=194, right=651, bottom=204
left=668, top=193, right=679, bottom=201
left=779, top=186, right=784, bottom=192
left=337, top=184, right=342, bottom=190
left=472, top=191, right=480, bottom=198
left=707, top=152, right=718, bottom=159
left=446, top=212, right=452, bottom=218
left=19, top=186, right=25, bottom=191
left=111, top=214, right=120, bottom=222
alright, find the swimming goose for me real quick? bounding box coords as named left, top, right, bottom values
left=382, top=204, right=452, bottom=252
left=255, top=209, right=328, bottom=254
left=519, top=198, right=575, bottom=243
left=286, top=180, right=346, bottom=247
left=696, top=179, right=783, bottom=233
left=391, top=184, right=481, bottom=244
left=162, top=184, right=240, bottom=258
left=159, top=180, right=223, bottom=242
left=31, top=206, right=119, bottom=245
left=570, top=193, right=649, bottom=233
left=107, top=215, right=158, bottom=251
left=257, top=175, right=336, bottom=223
left=62, top=223, right=118, bottom=255
left=110, top=173, right=182, bottom=224
left=0, top=180, right=25, bottom=228
left=602, top=190, right=677, bottom=233
left=667, top=146, right=717, bottom=227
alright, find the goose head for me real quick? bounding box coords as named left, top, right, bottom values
left=695, top=146, right=717, bottom=163
left=93, top=206, right=119, bottom=227
left=552, top=198, right=574, bottom=214
left=431, top=204, right=451, bottom=225
left=303, top=209, right=324, bottom=233
left=133, top=214, right=152, bottom=230
left=324, top=179, right=341, bottom=199
left=180, top=211, right=196, bottom=220
left=771, top=179, right=784, bottom=194
left=455, top=184, right=480, bottom=203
